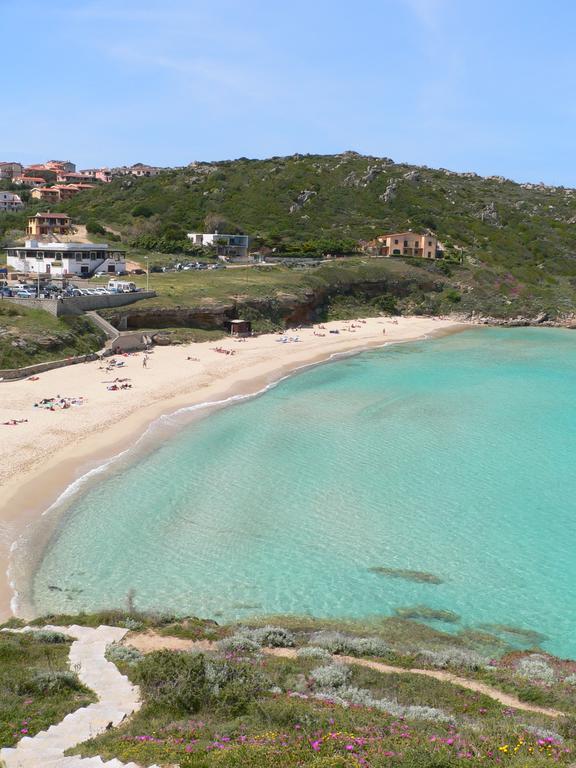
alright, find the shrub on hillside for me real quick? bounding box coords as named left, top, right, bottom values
left=296, top=646, right=333, bottom=662
left=516, top=654, right=556, bottom=683
left=135, top=650, right=209, bottom=711
left=135, top=649, right=267, bottom=715
left=314, top=684, right=451, bottom=722
left=205, top=660, right=269, bottom=716
left=132, top=204, right=155, bottom=218
left=32, top=630, right=70, bottom=644
left=106, top=642, right=143, bottom=666
left=217, top=635, right=262, bottom=655
left=310, top=664, right=351, bottom=689
left=236, top=625, right=295, bottom=648
left=120, top=617, right=144, bottom=631
left=86, top=220, right=106, bottom=235
left=308, top=631, right=388, bottom=657
left=20, top=670, right=84, bottom=695
left=416, top=647, right=488, bottom=671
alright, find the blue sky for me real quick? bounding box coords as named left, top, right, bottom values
left=3, top=0, right=576, bottom=184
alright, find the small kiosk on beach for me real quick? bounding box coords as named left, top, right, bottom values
left=227, top=319, right=252, bottom=337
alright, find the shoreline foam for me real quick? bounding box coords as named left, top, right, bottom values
left=0, top=316, right=466, bottom=620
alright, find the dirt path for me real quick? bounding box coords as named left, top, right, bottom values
left=127, top=632, right=565, bottom=719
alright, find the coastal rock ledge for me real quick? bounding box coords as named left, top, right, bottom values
left=463, top=312, right=576, bottom=328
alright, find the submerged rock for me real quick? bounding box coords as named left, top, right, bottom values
left=394, top=605, right=460, bottom=623
left=369, top=567, right=443, bottom=584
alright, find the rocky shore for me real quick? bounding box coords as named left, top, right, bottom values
left=462, top=312, right=576, bottom=328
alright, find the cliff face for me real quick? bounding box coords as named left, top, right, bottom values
left=104, top=275, right=446, bottom=331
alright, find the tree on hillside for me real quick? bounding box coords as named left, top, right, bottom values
left=204, top=212, right=240, bottom=234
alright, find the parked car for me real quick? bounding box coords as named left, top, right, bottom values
left=107, top=280, right=137, bottom=293
left=15, top=290, right=35, bottom=298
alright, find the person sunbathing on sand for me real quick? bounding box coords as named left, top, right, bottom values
left=2, top=419, right=28, bottom=426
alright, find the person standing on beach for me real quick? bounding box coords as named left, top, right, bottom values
left=143, top=354, right=148, bottom=368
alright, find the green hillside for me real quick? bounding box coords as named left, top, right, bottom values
left=2, top=152, right=576, bottom=325
left=0, top=303, right=105, bottom=369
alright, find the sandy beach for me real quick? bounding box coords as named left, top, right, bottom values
left=0, top=315, right=464, bottom=620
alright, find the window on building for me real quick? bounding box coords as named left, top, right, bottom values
left=393, top=249, right=401, bottom=255
left=404, top=240, right=408, bottom=246
left=91, top=253, right=97, bottom=260
left=75, top=254, right=82, bottom=262
left=428, top=241, right=432, bottom=246
left=394, top=239, right=399, bottom=245
left=428, top=251, right=432, bottom=257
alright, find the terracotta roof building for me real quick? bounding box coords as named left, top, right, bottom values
left=364, top=231, right=441, bottom=259
left=26, top=212, right=72, bottom=237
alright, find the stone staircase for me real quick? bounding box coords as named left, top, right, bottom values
left=0, top=625, right=161, bottom=768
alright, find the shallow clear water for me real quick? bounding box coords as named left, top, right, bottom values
left=30, top=328, right=576, bottom=657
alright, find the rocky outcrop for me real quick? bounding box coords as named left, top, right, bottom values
left=478, top=202, right=500, bottom=226
left=379, top=180, right=399, bottom=203
left=461, top=311, right=576, bottom=328
left=289, top=189, right=317, bottom=213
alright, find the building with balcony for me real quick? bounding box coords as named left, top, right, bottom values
left=5, top=240, right=126, bottom=277
left=0, top=192, right=24, bottom=211
left=31, top=183, right=94, bottom=203
left=78, top=168, right=113, bottom=183
left=13, top=176, right=46, bottom=187
left=56, top=171, right=91, bottom=184
left=364, top=231, right=441, bottom=259
left=186, top=232, right=251, bottom=261
left=46, top=160, right=76, bottom=173
left=0, top=162, right=23, bottom=180
left=30, top=187, right=61, bottom=204
left=23, top=166, right=58, bottom=184
left=26, top=212, right=72, bottom=238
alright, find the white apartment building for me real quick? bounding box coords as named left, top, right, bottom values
left=5, top=241, right=127, bottom=277
left=186, top=232, right=251, bottom=261
left=0, top=191, right=24, bottom=211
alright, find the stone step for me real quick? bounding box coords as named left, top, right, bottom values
left=1, top=624, right=139, bottom=768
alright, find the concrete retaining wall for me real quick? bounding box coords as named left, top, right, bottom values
left=110, top=331, right=149, bottom=352
left=4, top=291, right=156, bottom=317
left=57, top=291, right=157, bottom=316
left=2, top=298, right=59, bottom=314
left=0, top=353, right=100, bottom=381
left=0, top=331, right=148, bottom=380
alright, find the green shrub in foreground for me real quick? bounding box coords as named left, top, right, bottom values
left=134, top=650, right=268, bottom=716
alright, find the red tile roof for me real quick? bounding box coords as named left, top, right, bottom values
left=33, top=212, right=71, bottom=219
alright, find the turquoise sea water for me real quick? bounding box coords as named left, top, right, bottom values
left=27, top=328, right=576, bottom=657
